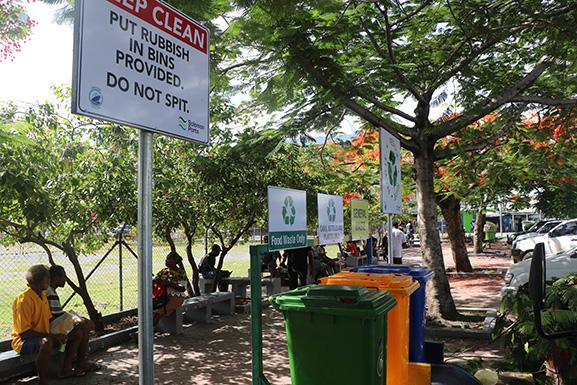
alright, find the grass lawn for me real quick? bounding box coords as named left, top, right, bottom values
left=0, top=241, right=341, bottom=340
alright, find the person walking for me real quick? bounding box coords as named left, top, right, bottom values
left=391, top=222, right=407, bottom=264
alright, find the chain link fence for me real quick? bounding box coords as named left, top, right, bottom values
left=0, top=238, right=196, bottom=341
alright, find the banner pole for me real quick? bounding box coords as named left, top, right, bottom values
left=387, top=213, right=393, bottom=264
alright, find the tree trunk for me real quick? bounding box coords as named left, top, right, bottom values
left=210, top=221, right=255, bottom=293
left=184, top=230, right=201, bottom=296
left=29, top=238, right=103, bottom=331
left=473, top=209, right=486, bottom=254
left=415, top=146, right=459, bottom=320
left=211, top=246, right=229, bottom=293
left=437, top=194, right=473, bottom=272
left=65, top=247, right=103, bottom=331
left=164, top=228, right=176, bottom=253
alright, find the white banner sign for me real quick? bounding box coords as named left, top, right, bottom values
left=380, top=129, right=402, bottom=214
left=268, top=186, right=307, bottom=251
left=72, top=0, right=210, bottom=144
left=317, top=194, right=344, bottom=245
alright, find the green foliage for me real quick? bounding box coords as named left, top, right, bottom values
left=434, top=109, right=577, bottom=220
left=535, top=185, right=577, bottom=220
left=495, top=275, right=577, bottom=383
left=0, top=96, right=137, bottom=252
left=196, top=129, right=321, bottom=253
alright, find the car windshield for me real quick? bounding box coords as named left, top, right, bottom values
left=539, top=221, right=562, bottom=233
left=554, top=246, right=577, bottom=256
left=527, top=221, right=546, bottom=232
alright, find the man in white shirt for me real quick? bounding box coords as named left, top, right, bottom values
left=391, top=222, right=407, bottom=264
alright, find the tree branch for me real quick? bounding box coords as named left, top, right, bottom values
left=433, top=59, right=550, bottom=138
left=434, top=105, right=525, bottom=160
left=209, top=226, right=225, bottom=252
left=35, top=238, right=82, bottom=293
left=429, top=32, right=520, bottom=93
left=376, top=2, right=427, bottom=104
left=509, top=96, right=577, bottom=106
left=344, top=100, right=419, bottom=152
left=286, top=39, right=420, bottom=153
left=219, top=55, right=272, bottom=76
left=227, top=220, right=255, bottom=250
left=355, top=19, right=419, bottom=128
left=391, top=0, right=433, bottom=29
left=356, top=90, right=418, bottom=125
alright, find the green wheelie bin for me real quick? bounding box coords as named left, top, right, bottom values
left=271, top=285, right=397, bottom=385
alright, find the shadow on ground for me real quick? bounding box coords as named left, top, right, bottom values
left=5, top=309, right=292, bottom=385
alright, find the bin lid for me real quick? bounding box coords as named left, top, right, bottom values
left=354, top=265, right=434, bottom=282
left=322, top=272, right=420, bottom=296
left=270, top=285, right=397, bottom=318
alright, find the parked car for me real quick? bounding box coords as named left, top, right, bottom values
left=507, top=218, right=561, bottom=245
left=502, top=246, right=577, bottom=296
left=511, top=219, right=577, bottom=263
left=507, top=219, right=554, bottom=244
left=512, top=219, right=561, bottom=245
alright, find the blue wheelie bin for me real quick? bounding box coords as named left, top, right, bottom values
left=352, top=264, right=434, bottom=362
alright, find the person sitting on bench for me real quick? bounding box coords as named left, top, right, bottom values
left=153, top=252, right=190, bottom=325
left=199, top=244, right=231, bottom=291
left=12, top=265, right=67, bottom=384
left=46, top=265, right=99, bottom=375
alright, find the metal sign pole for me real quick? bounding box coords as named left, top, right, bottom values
left=387, top=213, right=393, bottom=264
left=250, top=245, right=272, bottom=385
left=137, top=130, right=154, bottom=385
left=119, top=231, right=123, bottom=312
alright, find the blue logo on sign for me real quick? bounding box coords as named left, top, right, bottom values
left=89, top=87, right=103, bottom=107
left=178, top=117, right=187, bottom=130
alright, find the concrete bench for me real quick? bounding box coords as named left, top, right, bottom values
left=0, top=350, right=37, bottom=381
left=156, top=292, right=235, bottom=335
left=0, top=326, right=138, bottom=382
left=204, top=291, right=235, bottom=316
left=157, top=296, right=211, bottom=335
left=199, top=277, right=281, bottom=298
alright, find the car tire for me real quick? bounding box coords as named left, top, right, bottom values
left=522, top=251, right=533, bottom=261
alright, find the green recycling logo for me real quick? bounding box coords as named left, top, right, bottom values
left=282, top=196, right=296, bottom=225
left=387, top=150, right=399, bottom=187
left=327, top=199, right=337, bottom=222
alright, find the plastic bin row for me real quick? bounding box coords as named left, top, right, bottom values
left=271, top=265, right=435, bottom=385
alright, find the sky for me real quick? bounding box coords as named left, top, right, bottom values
left=0, top=3, right=73, bottom=105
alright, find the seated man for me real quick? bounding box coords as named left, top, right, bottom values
left=12, top=265, right=66, bottom=385
left=46, top=265, right=99, bottom=375
left=199, top=244, right=231, bottom=291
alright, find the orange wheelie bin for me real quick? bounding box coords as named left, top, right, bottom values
left=320, top=272, right=419, bottom=385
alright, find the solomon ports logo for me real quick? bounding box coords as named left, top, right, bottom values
left=88, top=87, right=103, bottom=107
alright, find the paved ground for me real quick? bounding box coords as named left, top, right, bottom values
left=5, top=241, right=511, bottom=385
left=402, top=240, right=509, bottom=309
left=6, top=310, right=507, bottom=385
left=6, top=310, right=292, bottom=385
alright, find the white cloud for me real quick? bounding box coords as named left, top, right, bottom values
left=0, top=3, right=73, bottom=105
